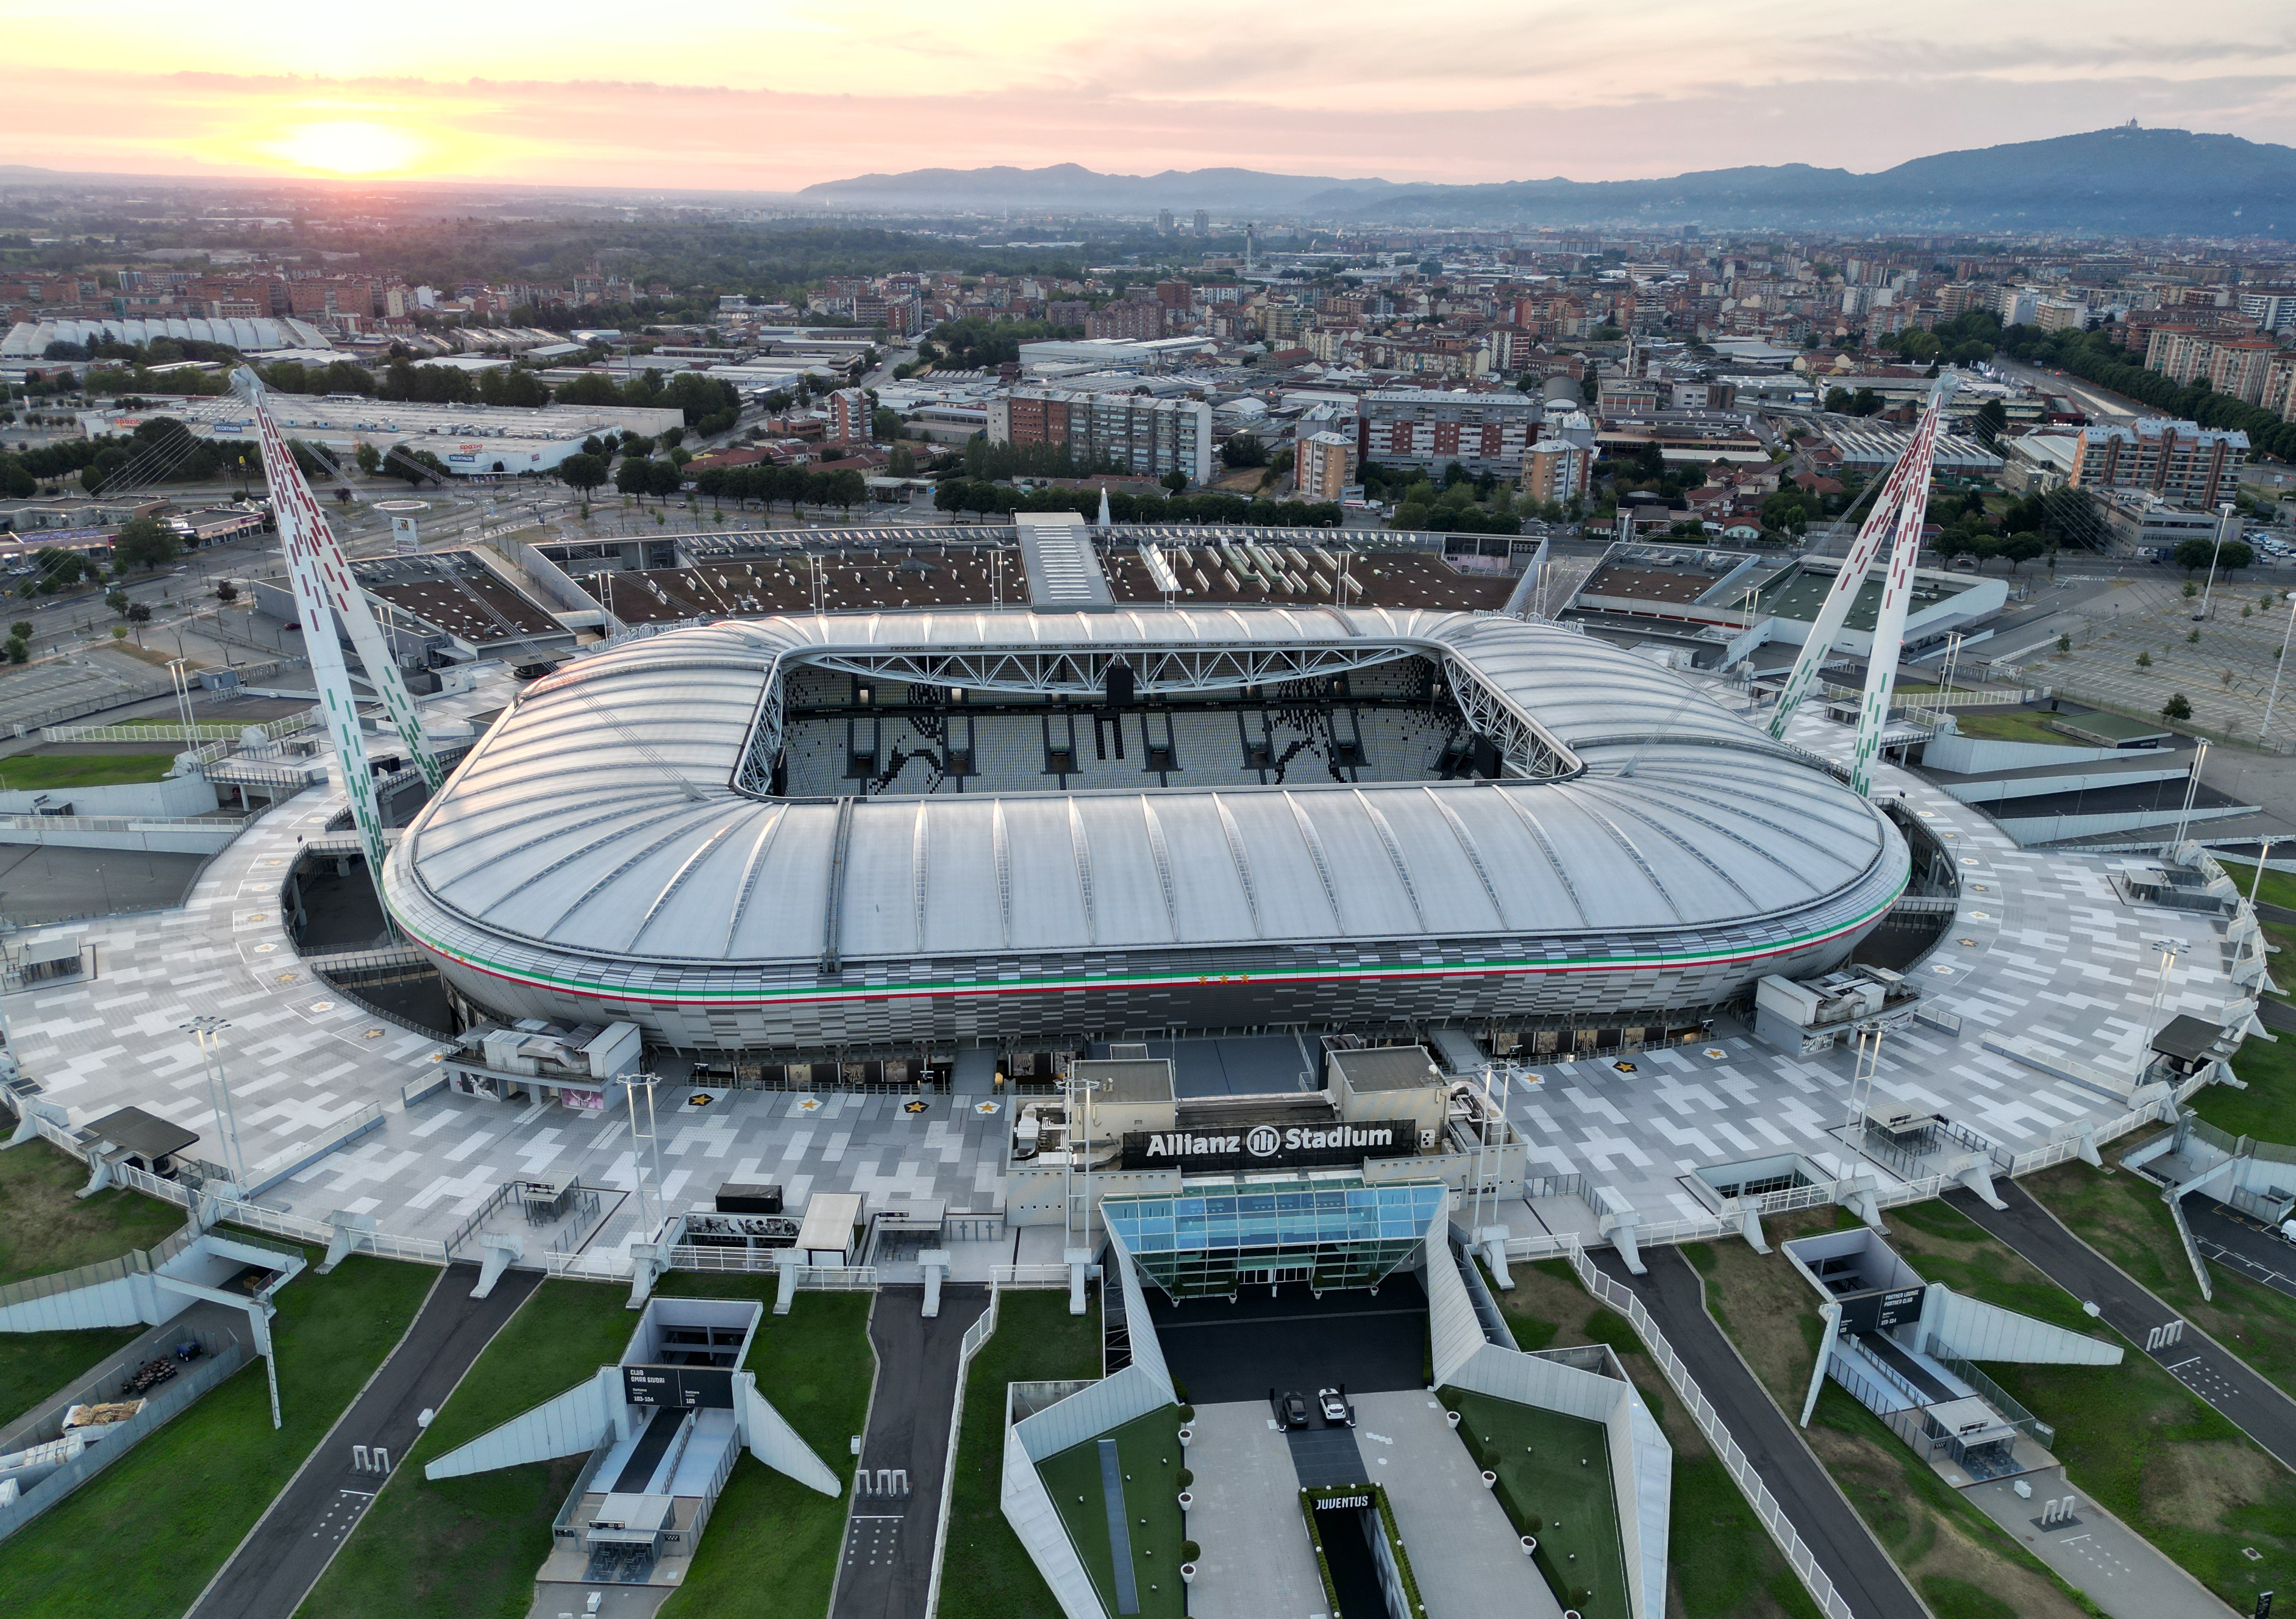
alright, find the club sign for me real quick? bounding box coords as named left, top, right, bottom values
left=1119, top=1118, right=1421, bottom=1172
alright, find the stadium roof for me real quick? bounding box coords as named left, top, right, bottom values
left=2, top=316, right=334, bottom=358
left=387, top=609, right=1900, bottom=990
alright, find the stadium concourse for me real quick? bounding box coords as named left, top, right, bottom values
left=0, top=662, right=2242, bottom=1273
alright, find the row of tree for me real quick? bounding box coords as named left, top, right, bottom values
left=1998, top=321, right=2296, bottom=464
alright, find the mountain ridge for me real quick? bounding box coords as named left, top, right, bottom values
left=800, top=128, right=2296, bottom=235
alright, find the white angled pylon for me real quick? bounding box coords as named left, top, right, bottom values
left=230, top=370, right=443, bottom=799
left=1848, top=382, right=1957, bottom=796
left=1767, top=381, right=1958, bottom=743
left=232, top=369, right=442, bottom=917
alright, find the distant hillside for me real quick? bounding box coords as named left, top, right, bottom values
left=802, top=129, right=2296, bottom=236
left=798, top=162, right=1407, bottom=215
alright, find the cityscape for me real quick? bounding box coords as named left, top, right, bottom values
left=2, top=12, right=2296, bottom=1619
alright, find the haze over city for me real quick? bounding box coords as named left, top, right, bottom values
left=9, top=0, right=2296, bottom=189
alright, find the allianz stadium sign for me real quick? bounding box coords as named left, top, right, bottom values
left=1120, top=1119, right=1422, bottom=1173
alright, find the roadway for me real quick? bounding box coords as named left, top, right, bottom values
left=832, top=1284, right=989, bottom=1619
left=180, top=1262, right=543, bottom=1619
left=2183, top=1193, right=2296, bottom=1304
left=1589, top=1247, right=1930, bottom=1619
left=1940, top=1183, right=2296, bottom=1473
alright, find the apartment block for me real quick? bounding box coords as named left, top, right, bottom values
left=989, top=387, right=1214, bottom=487
left=1360, top=388, right=1541, bottom=477
left=1295, top=431, right=1357, bottom=500
left=2070, top=418, right=2248, bottom=510
left=1520, top=438, right=1591, bottom=505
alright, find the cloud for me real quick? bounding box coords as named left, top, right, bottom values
left=3, top=63, right=2292, bottom=193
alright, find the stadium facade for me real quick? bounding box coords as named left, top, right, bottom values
left=383, top=606, right=1908, bottom=1054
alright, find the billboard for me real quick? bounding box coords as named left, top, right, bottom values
left=622, top=1363, right=736, bottom=1409
left=1119, top=1118, right=1421, bottom=1173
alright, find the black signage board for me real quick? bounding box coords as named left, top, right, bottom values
left=1119, top=1118, right=1422, bottom=1173
left=622, top=1364, right=737, bottom=1409
left=1835, top=1285, right=1926, bottom=1335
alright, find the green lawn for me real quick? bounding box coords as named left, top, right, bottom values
left=0, top=1139, right=184, bottom=1429
left=1945, top=709, right=2078, bottom=745
left=0, top=1325, right=142, bottom=1431
left=1478, top=1256, right=1820, bottom=1618
left=0, top=752, right=179, bottom=790
left=294, top=1278, right=874, bottom=1619
left=658, top=1285, right=875, bottom=1619
left=2206, top=1026, right=2296, bottom=1141
left=290, top=1278, right=637, bottom=1619
left=0, top=1249, right=436, bottom=1619
left=1446, top=1387, right=1630, bottom=1618
left=0, top=1137, right=185, bottom=1285
left=938, top=1289, right=1105, bottom=1619
left=2021, top=1159, right=2296, bottom=1400
left=1885, top=1192, right=2296, bottom=1611
left=2216, top=857, right=2296, bottom=917
left=1036, top=1405, right=1186, bottom=1619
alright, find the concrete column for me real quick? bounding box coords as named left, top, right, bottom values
left=1948, top=1153, right=2007, bottom=1210
left=472, top=1231, right=524, bottom=1298
left=1064, top=1247, right=1093, bottom=1315
left=920, top=1248, right=950, bottom=1318
left=1800, top=1301, right=1841, bottom=1428
left=322, top=1210, right=377, bottom=1274
left=774, top=1248, right=801, bottom=1316
left=1478, top=1228, right=1513, bottom=1290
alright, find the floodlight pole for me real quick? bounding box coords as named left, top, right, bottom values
left=622, top=1073, right=665, bottom=1240
left=2172, top=738, right=2209, bottom=851
left=165, top=657, right=198, bottom=751
left=181, top=1015, right=246, bottom=1192
left=2261, top=592, right=2296, bottom=746
left=2142, top=939, right=2186, bottom=1086
left=2198, top=503, right=2234, bottom=621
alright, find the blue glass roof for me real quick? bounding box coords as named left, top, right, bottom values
left=1102, top=1178, right=1447, bottom=1257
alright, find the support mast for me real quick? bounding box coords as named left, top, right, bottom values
left=231, top=369, right=443, bottom=918
left=1766, top=380, right=1958, bottom=742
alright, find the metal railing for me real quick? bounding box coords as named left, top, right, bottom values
left=925, top=1276, right=1002, bottom=1619
left=1563, top=1241, right=1856, bottom=1619
left=1925, top=1338, right=2055, bottom=1448
left=40, top=709, right=319, bottom=746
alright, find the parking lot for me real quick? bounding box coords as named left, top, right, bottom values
left=2039, top=576, right=2296, bottom=740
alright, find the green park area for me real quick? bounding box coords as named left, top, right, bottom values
left=938, top=1289, right=1105, bottom=1619
left=1696, top=1196, right=2296, bottom=1617
left=0, top=752, right=179, bottom=790
left=1474, top=1256, right=1821, bottom=1619
left=1445, top=1386, right=1629, bottom=1617
left=0, top=1245, right=435, bottom=1619
left=296, top=1278, right=873, bottom=1619
left=0, top=1138, right=187, bottom=1428
left=1941, top=708, right=2075, bottom=746
left=1036, top=1404, right=1188, bottom=1619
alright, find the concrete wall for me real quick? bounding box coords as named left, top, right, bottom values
left=1103, top=1235, right=1176, bottom=1405
left=1444, top=1340, right=1672, bottom=1619
left=423, top=1366, right=618, bottom=1479
left=1001, top=1363, right=1176, bottom=1619
left=1426, top=1215, right=1489, bottom=1388
left=0, top=775, right=218, bottom=818
left=1925, top=1288, right=2123, bottom=1367
left=1922, top=733, right=2154, bottom=774
left=1941, top=764, right=2186, bottom=805
left=0, top=821, right=238, bottom=855
left=738, top=1373, right=840, bottom=1494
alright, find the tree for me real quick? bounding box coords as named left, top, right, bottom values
left=393, top=449, right=450, bottom=487
left=2001, top=534, right=2045, bottom=573
left=556, top=372, right=624, bottom=407
left=2056, top=632, right=2072, bottom=655
left=2162, top=693, right=2193, bottom=721
left=214, top=581, right=237, bottom=604
left=110, top=515, right=182, bottom=573
left=126, top=601, right=152, bottom=626
left=558, top=453, right=608, bottom=496
left=1971, top=399, right=2008, bottom=445
left=1222, top=432, right=1269, bottom=470
left=354, top=443, right=383, bottom=476
left=1161, top=470, right=1188, bottom=494
left=872, top=407, right=903, bottom=442
left=105, top=588, right=132, bottom=619
left=646, top=459, right=683, bottom=502
left=1, top=637, right=24, bottom=665
left=9, top=620, right=29, bottom=643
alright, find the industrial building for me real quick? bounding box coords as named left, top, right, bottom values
left=72, top=395, right=685, bottom=477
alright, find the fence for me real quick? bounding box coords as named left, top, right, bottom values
left=1564, top=1241, right=1856, bottom=1619
left=0, top=1336, right=252, bottom=1546
left=40, top=708, right=319, bottom=746
left=924, top=1278, right=1003, bottom=1619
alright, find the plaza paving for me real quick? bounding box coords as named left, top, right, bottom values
left=0, top=673, right=2251, bottom=1271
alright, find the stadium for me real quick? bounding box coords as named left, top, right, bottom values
left=382, top=602, right=1911, bottom=1056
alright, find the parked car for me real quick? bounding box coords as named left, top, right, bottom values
left=1271, top=1388, right=1311, bottom=1430
left=1318, top=1387, right=1356, bottom=1428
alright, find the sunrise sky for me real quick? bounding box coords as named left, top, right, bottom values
left=9, top=0, right=2296, bottom=193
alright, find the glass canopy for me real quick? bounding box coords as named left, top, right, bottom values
left=1101, top=1174, right=1447, bottom=1298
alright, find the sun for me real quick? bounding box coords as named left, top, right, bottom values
left=274, top=120, right=422, bottom=175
